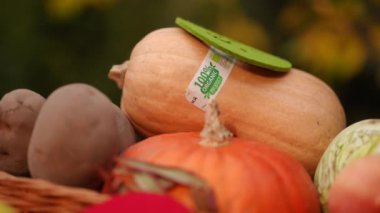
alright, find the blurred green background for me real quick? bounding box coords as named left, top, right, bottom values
left=1, top=0, right=379, bottom=125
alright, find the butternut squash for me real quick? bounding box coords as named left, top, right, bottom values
left=109, top=27, right=346, bottom=175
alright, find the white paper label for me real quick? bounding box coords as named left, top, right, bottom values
left=185, top=48, right=236, bottom=110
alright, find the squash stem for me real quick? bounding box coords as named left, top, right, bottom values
left=199, top=100, right=233, bottom=147
left=108, top=60, right=129, bottom=89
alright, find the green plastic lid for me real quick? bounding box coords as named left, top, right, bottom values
left=175, top=17, right=292, bottom=72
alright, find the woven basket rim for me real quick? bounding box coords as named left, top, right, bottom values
left=0, top=171, right=110, bottom=212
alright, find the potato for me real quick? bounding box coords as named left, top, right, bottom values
left=28, top=83, right=136, bottom=189
left=0, top=89, right=45, bottom=176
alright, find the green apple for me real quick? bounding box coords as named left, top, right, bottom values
left=314, top=119, right=380, bottom=211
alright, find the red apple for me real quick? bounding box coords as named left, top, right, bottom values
left=82, top=192, right=190, bottom=213
left=328, top=155, right=380, bottom=213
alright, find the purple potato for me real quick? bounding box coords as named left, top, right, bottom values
left=28, top=83, right=136, bottom=189
left=0, top=89, right=45, bottom=176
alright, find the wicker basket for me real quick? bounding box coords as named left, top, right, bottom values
left=0, top=171, right=110, bottom=213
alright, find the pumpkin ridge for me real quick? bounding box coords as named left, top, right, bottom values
left=127, top=133, right=199, bottom=162
left=218, top=145, right=258, bottom=212
left=233, top=141, right=294, bottom=212
left=242, top=141, right=318, bottom=212
left=171, top=138, right=208, bottom=170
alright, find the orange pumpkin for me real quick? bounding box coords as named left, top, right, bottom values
left=109, top=102, right=321, bottom=213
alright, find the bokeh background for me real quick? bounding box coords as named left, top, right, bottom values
left=1, top=0, right=379, bottom=125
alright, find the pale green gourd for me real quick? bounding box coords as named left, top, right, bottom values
left=314, top=119, right=380, bottom=212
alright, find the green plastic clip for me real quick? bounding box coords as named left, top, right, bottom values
left=175, top=17, right=292, bottom=72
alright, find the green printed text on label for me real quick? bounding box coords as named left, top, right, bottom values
left=194, top=62, right=223, bottom=99
left=185, top=48, right=235, bottom=110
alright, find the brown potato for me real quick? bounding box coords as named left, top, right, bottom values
left=0, top=89, right=45, bottom=176
left=28, top=83, right=136, bottom=189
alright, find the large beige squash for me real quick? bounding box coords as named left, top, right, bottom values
left=109, top=27, right=346, bottom=175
